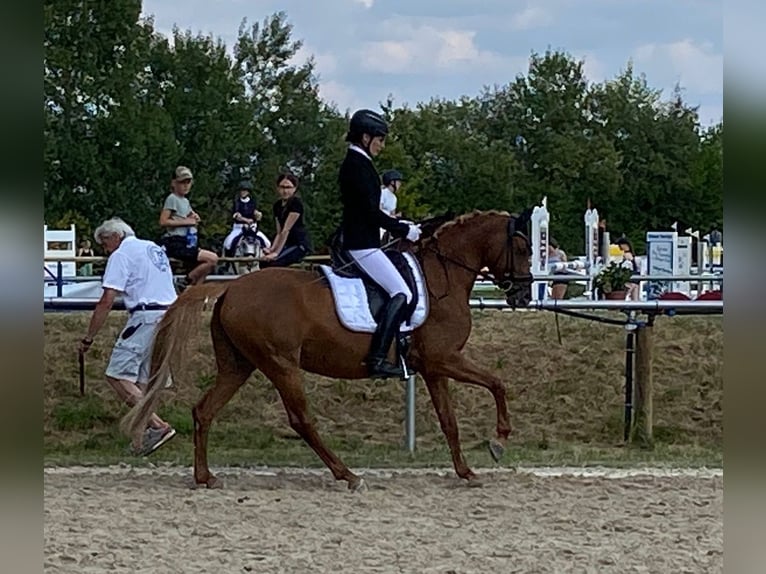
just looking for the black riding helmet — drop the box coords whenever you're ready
[346,109,389,143]
[381,169,403,186]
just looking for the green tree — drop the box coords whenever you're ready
[591,67,709,250]
[478,50,621,252]
[230,13,347,246]
[691,122,723,232]
[44,0,150,237]
[44,9,721,259]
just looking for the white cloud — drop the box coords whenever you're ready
[352,0,374,7]
[365,41,414,73]
[633,39,722,95]
[510,6,553,30]
[576,51,606,84]
[317,80,358,112]
[360,25,503,74]
[292,43,338,77]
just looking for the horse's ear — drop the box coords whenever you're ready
[514,207,533,231]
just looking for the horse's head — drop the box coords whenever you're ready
[423,210,533,309]
[484,210,533,309]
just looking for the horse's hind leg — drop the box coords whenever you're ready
[192,363,251,488]
[266,363,364,491]
[421,373,476,480]
[193,314,253,488]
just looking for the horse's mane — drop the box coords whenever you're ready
[427,209,511,243]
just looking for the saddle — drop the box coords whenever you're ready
[322,229,429,378]
[327,228,420,325]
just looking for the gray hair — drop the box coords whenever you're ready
[93,217,135,244]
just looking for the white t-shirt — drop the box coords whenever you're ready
[102,236,178,309]
[380,186,397,217]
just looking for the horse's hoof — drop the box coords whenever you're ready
[349,477,367,493]
[205,476,223,490]
[488,438,506,462]
[454,471,482,486]
[465,474,484,487]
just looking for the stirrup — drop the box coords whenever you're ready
[399,356,413,380]
[397,334,413,380]
[367,358,404,380]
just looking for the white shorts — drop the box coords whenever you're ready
[348,248,412,303]
[105,310,166,385]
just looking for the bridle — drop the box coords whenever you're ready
[423,214,533,299]
[494,215,534,293]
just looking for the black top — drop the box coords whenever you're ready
[339,148,409,249]
[273,195,311,251]
[232,196,258,220]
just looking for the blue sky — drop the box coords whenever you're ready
[141,0,722,126]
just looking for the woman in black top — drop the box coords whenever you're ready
[261,173,311,267]
[339,109,422,379]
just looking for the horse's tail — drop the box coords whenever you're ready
[120,282,230,442]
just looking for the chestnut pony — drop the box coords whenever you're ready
[123,210,533,490]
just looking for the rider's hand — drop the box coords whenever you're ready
[405,224,421,242]
[190,212,201,222]
[254,211,263,222]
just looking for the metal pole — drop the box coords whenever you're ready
[405,375,416,452]
[623,330,635,442]
[56,261,63,298]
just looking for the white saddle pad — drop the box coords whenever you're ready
[319,252,429,333]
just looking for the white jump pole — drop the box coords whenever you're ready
[530,197,550,301]
[584,205,600,298]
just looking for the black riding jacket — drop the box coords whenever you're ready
[232,196,258,221]
[339,147,409,250]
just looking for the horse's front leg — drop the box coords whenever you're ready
[420,373,476,481]
[431,354,512,463]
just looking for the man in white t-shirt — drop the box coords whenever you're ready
[379,169,403,240]
[78,217,179,456]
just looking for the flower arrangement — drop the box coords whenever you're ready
[594,261,634,296]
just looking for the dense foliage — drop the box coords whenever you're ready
[44,2,722,254]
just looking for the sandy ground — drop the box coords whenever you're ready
[44,466,722,574]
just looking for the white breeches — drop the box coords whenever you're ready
[223,224,271,250]
[348,248,412,303]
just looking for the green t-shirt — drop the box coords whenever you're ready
[162,193,194,237]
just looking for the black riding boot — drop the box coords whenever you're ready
[366,293,408,380]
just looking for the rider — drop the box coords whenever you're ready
[222,180,263,257]
[339,109,421,379]
[379,169,403,241]
[379,169,403,218]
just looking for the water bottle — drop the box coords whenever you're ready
[185,226,198,249]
